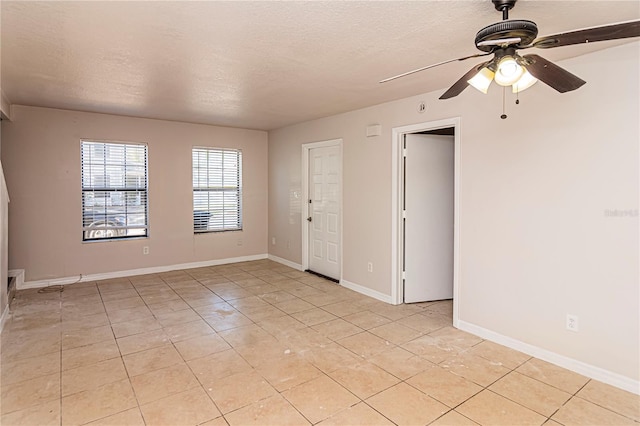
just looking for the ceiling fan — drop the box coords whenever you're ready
[380,0,640,101]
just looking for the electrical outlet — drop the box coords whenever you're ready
[566,314,579,332]
[287,240,291,249]
[237,239,243,246]
[143,246,149,255]
[367,262,373,273]
[271,237,276,246]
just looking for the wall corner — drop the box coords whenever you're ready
[1,91,12,121]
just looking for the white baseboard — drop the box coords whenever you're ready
[457,320,640,395]
[19,254,269,290]
[0,305,9,334]
[267,254,303,271]
[340,279,393,304]
[266,257,393,305]
[8,269,25,289]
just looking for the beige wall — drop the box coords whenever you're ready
[1,93,10,121]
[2,106,268,281]
[268,42,639,382]
[0,7,9,320]
[0,137,7,319]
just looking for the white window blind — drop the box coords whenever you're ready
[81,141,148,241]
[192,147,242,232]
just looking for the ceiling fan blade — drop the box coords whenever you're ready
[379,52,492,83]
[521,54,586,93]
[439,61,491,99]
[532,20,640,49]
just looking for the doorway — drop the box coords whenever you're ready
[404,131,454,302]
[302,139,342,282]
[391,119,460,326]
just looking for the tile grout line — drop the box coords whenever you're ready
[122,275,149,426]
[58,291,63,426]
[8,261,637,426]
[90,277,146,426]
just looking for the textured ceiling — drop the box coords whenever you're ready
[2,1,639,130]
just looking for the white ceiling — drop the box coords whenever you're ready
[2,1,638,130]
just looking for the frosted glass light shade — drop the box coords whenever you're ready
[494,57,524,86]
[468,67,495,94]
[512,69,538,93]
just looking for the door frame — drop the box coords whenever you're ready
[301,139,343,281]
[391,118,461,327]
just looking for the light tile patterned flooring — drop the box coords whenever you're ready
[1,260,638,425]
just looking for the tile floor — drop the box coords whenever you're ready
[1,259,638,425]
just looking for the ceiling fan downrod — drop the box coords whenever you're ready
[492,0,517,20]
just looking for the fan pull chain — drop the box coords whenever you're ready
[501,87,508,119]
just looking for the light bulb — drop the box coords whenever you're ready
[467,67,495,94]
[494,56,524,86]
[512,69,538,93]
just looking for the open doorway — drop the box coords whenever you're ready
[391,118,460,327]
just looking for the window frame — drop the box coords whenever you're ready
[81,140,149,242]
[192,146,243,233]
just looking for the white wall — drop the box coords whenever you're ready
[1,106,268,282]
[268,42,639,385]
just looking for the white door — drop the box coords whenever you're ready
[308,145,341,280]
[404,133,454,302]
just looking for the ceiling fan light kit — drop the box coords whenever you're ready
[467,67,495,94]
[467,46,539,95]
[380,0,640,116]
[494,56,524,86]
[511,69,538,93]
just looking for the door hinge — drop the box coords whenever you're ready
[402,147,407,157]
[402,271,406,280]
[402,210,407,219]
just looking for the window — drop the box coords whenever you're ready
[192,147,242,232]
[81,141,148,241]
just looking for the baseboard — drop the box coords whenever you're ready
[340,279,393,304]
[265,258,393,305]
[267,254,303,271]
[457,320,640,395]
[0,304,9,334]
[8,269,25,289]
[266,258,395,305]
[19,254,269,290]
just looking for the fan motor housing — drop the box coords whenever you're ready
[475,19,539,51]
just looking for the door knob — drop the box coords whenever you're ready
[307,217,312,222]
